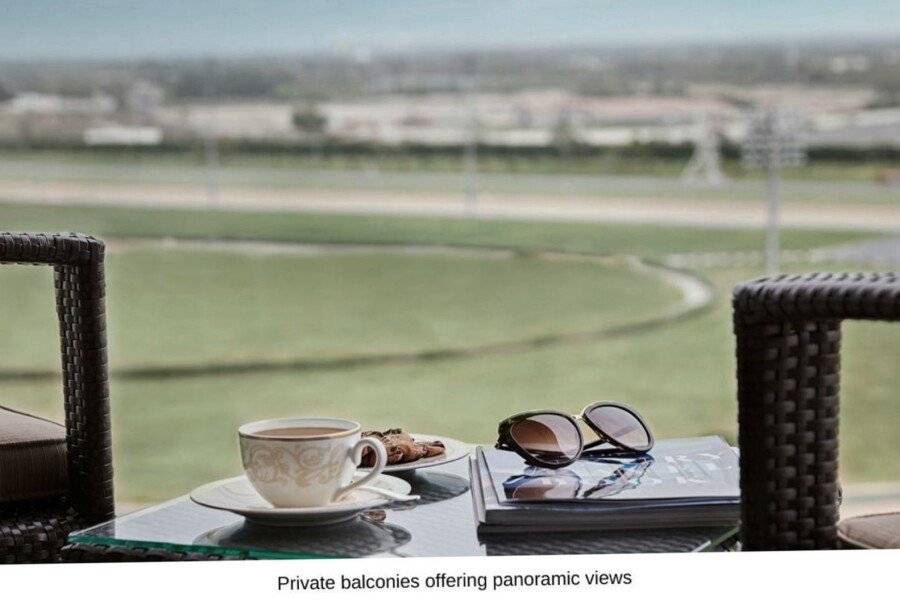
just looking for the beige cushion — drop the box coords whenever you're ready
[838,512,900,549]
[0,405,67,502]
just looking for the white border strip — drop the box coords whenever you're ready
[4,550,899,599]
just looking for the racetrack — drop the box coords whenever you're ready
[2,178,900,232]
[1,154,898,232]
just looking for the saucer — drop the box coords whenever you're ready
[189,473,411,526]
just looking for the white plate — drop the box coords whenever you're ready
[364,433,470,474]
[189,473,411,526]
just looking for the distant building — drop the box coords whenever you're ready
[8,92,117,115]
[319,90,739,146]
[126,80,165,116]
[142,86,899,149]
[157,102,295,140]
[83,125,162,146]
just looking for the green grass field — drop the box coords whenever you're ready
[0,203,896,502]
[0,248,680,372]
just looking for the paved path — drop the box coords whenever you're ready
[665,236,900,269]
[814,236,900,265]
[2,179,899,232]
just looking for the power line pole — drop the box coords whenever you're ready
[200,59,220,209]
[741,107,806,275]
[464,97,478,216]
[462,55,479,217]
[202,132,220,209]
[764,149,782,275]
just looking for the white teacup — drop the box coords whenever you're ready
[238,417,387,508]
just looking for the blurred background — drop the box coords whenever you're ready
[0,1,898,511]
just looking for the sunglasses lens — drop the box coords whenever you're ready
[585,405,651,451]
[509,414,580,465]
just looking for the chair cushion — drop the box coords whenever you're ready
[0,405,67,502]
[838,512,900,549]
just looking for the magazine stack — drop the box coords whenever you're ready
[471,436,741,532]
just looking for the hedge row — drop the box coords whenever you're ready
[1,139,898,163]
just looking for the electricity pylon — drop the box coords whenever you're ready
[682,113,727,187]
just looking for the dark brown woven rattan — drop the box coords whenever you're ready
[733,272,900,550]
[0,233,114,563]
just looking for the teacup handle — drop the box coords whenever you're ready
[334,437,387,501]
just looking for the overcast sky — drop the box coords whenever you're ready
[1,1,899,61]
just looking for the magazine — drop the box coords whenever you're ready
[472,436,740,532]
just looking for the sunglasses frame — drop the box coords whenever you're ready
[496,402,654,468]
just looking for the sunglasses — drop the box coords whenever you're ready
[496,402,654,468]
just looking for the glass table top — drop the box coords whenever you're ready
[69,455,738,559]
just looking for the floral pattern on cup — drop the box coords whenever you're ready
[241,442,345,487]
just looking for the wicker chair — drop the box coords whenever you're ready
[0,233,113,563]
[733,272,900,550]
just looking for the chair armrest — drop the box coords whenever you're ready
[0,232,113,523]
[733,272,899,551]
[734,272,900,323]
